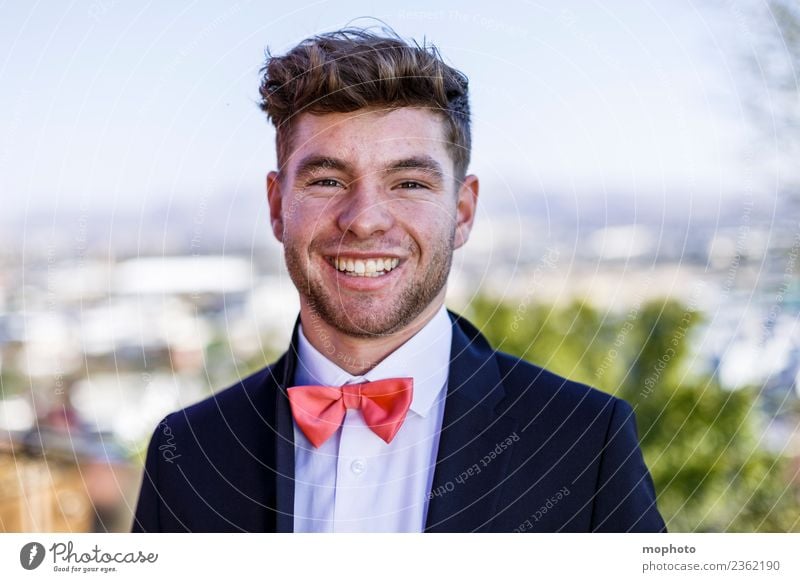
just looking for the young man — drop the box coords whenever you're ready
[132,28,666,533]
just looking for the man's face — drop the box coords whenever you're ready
[267,107,478,338]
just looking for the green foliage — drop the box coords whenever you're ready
[465,295,800,532]
[0,360,27,399]
[202,333,281,391]
[466,296,619,393]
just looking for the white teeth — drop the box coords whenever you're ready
[332,256,401,277]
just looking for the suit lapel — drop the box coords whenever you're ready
[273,321,300,532]
[425,312,519,532]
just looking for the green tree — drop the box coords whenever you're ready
[465,295,799,531]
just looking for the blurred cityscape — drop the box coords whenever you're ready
[1,186,799,531]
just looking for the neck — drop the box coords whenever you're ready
[298,293,446,376]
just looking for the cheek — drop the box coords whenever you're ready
[283,202,326,241]
[395,199,452,228]
[406,205,456,236]
[307,194,342,217]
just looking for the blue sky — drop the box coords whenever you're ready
[0,0,778,221]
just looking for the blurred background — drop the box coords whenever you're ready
[1,0,799,532]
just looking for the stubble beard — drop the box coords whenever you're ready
[284,234,454,338]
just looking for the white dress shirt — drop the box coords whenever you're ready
[292,305,452,532]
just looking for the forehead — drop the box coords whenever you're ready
[285,107,452,171]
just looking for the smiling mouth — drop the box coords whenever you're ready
[325,256,401,277]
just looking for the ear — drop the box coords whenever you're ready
[266,171,284,243]
[453,174,479,249]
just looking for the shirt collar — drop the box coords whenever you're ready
[294,305,452,418]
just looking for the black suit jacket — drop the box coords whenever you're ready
[131,311,666,532]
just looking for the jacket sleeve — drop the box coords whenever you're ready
[591,398,667,532]
[130,417,166,532]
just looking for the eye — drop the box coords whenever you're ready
[310,178,344,188]
[396,181,427,189]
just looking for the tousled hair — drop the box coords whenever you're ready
[258,28,471,181]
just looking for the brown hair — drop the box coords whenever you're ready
[258,28,471,181]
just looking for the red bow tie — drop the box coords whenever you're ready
[287,378,413,448]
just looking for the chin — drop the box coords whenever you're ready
[328,308,407,338]
[309,292,419,338]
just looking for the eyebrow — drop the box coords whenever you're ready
[292,154,446,182]
[294,156,353,180]
[383,156,445,180]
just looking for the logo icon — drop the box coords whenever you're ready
[20,542,46,570]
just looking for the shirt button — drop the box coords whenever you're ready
[351,458,366,475]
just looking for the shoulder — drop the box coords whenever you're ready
[490,349,642,490]
[496,350,620,408]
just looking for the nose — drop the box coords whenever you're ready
[335,182,395,238]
